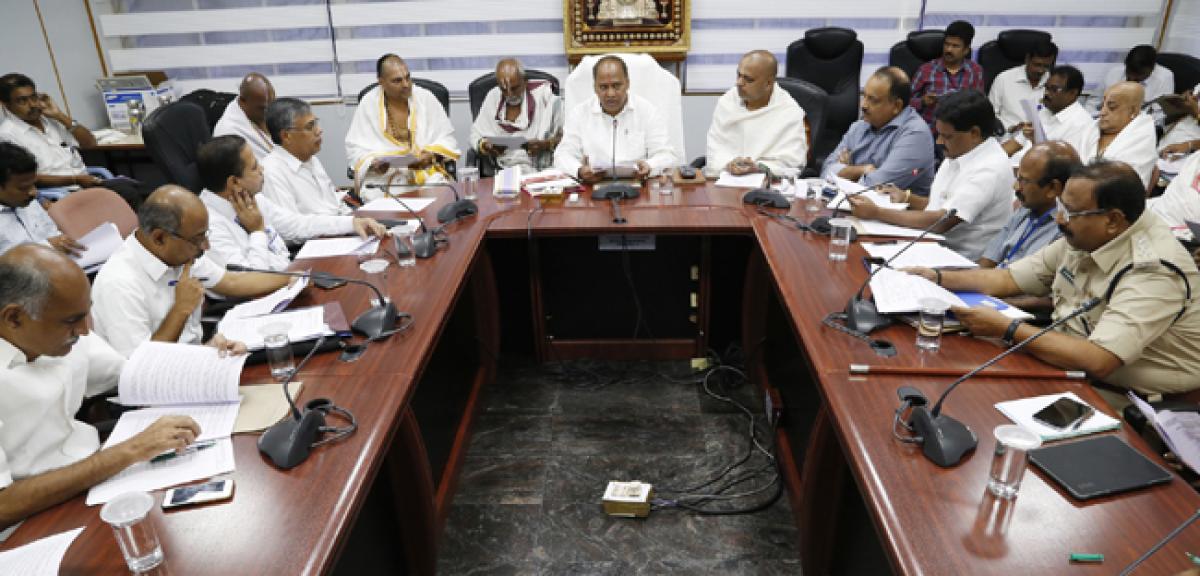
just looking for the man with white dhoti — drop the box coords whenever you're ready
[706,50,807,176]
[212,73,276,160]
[470,58,562,171]
[1073,82,1158,191]
[346,54,460,187]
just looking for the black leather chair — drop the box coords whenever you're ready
[179,89,236,132]
[977,29,1053,94]
[357,78,450,115]
[889,30,945,80]
[785,27,863,173]
[1157,52,1200,95]
[466,69,561,176]
[776,77,829,177]
[142,100,211,194]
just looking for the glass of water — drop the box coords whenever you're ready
[987,424,1043,499]
[262,326,294,381]
[805,180,823,212]
[458,166,480,200]
[827,217,853,261]
[100,492,164,573]
[916,298,949,351]
[394,232,417,267]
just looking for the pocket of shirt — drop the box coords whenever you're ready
[623,130,647,159]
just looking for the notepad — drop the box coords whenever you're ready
[70,222,122,273]
[852,218,946,240]
[714,171,766,188]
[826,176,909,211]
[216,305,334,351]
[861,242,977,269]
[223,275,309,320]
[0,527,84,574]
[995,392,1120,442]
[294,236,379,260]
[357,196,436,213]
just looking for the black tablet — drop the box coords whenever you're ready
[1030,435,1174,500]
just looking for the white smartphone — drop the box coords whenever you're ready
[162,479,234,509]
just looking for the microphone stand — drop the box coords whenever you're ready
[901,297,1102,467]
[592,116,639,202]
[1119,507,1200,575]
[258,334,327,469]
[741,163,789,208]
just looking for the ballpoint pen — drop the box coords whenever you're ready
[150,439,217,464]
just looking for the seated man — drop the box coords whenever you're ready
[1157,87,1200,157]
[346,54,460,186]
[1100,45,1174,105]
[910,20,985,133]
[0,142,81,256]
[822,66,935,196]
[554,55,677,183]
[1148,144,1200,229]
[259,98,388,243]
[470,58,562,171]
[706,50,807,176]
[849,90,1014,260]
[979,141,1080,268]
[1037,65,1094,145]
[1073,82,1157,190]
[0,74,145,207]
[197,135,289,271]
[991,39,1056,156]
[908,161,1200,402]
[0,244,201,532]
[212,73,276,161]
[92,185,289,357]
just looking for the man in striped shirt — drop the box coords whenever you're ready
[910,20,985,133]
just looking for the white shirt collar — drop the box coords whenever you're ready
[0,336,27,368]
[200,189,236,220]
[273,146,308,174]
[127,233,171,282]
[948,136,999,168]
[589,94,637,117]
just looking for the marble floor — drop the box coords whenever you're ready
[438,359,803,575]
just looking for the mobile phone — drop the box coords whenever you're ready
[162,479,234,509]
[1032,397,1095,430]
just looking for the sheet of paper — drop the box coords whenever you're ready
[1128,392,1200,474]
[1020,99,1047,143]
[86,438,235,506]
[868,266,966,314]
[852,218,946,240]
[861,242,978,269]
[107,403,240,445]
[234,382,302,433]
[594,161,640,179]
[118,342,245,406]
[223,275,309,320]
[495,166,523,194]
[489,135,528,148]
[294,236,379,260]
[70,222,122,272]
[826,177,909,211]
[714,171,766,188]
[372,154,417,168]
[216,306,332,351]
[0,526,84,575]
[995,392,1120,441]
[357,196,437,213]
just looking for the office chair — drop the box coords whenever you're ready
[357,78,450,115]
[776,77,829,177]
[785,27,863,174]
[1157,52,1200,95]
[977,29,1053,94]
[889,30,946,80]
[180,88,237,132]
[465,69,562,177]
[142,100,211,193]
[46,186,138,240]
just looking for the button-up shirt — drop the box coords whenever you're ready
[910,58,986,130]
[199,189,290,271]
[1101,64,1175,104]
[0,116,85,176]
[259,147,355,242]
[0,202,60,255]
[1009,211,1200,395]
[927,138,1015,260]
[1039,101,1094,144]
[989,66,1047,131]
[91,234,226,357]
[980,206,1061,267]
[821,106,936,196]
[554,92,677,177]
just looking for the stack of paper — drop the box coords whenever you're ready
[357,196,436,213]
[489,135,528,148]
[995,392,1120,441]
[861,242,977,269]
[714,171,766,188]
[216,305,334,350]
[852,218,946,240]
[0,527,84,573]
[70,222,123,273]
[826,176,909,211]
[521,169,579,194]
[495,166,523,195]
[223,276,309,320]
[1129,392,1200,475]
[868,266,967,314]
[294,236,379,260]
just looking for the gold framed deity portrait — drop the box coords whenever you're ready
[563,0,690,63]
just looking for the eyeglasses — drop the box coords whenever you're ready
[1056,197,1108,223]
[1043,84,1066,94]
[286,119,320,133]
[166,228,209,248]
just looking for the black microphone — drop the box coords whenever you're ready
[382,193,442,259]
[428,181,478,224]
[225,264,406,341]
[258,334,327,469]
[1119,508,1200,575]
[842,208,958,333]
[812,166,930,234]
[900,297,1103,467]
[742,163,789,209]
[592,116,639,201]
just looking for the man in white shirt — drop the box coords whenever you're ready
[1100,45,1175,105]
[212,73,276,161]
[260,98,387,243]
[1073,82,1158,190]
[0,244,201,531]
[1148,148,1200,230]
[554,55,677,183]
[197,135,289,271]
[0,142,81,256]
[92,185,288,357]
[706,50,807,176]
[992,39,1055,156]
[1038,65,1094,145]
[850,90,1014,260]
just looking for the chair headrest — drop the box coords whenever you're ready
[804,27,859,60]
[907,30,946,61]
[997,29,1052,62]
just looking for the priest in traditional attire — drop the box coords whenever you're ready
[706,50,807,176]
[469,58,562,171]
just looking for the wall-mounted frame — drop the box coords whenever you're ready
[564,0,690,64]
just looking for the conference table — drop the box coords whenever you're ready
[4,177,1200,575]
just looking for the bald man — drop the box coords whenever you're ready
[213,73,276,160]
[1072,82,1157,190]
[0,244,201,533]
[706,50,808,176]
[470,58,563,171]
[91,185,289,357]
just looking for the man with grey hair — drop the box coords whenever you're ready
[470,58,563,171]
[91,185,288,357]
[258,98,388,243]
[213,72,277,160]
[0,244,202,533]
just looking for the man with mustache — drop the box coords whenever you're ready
[706,50,808,176]
[471,58,562,171]
[0,244,201,534]
[909,20,985,134]
[0,142,83,256]
[907,161,1200,405]
[978,141,1079,269]
[993,39,1056,157]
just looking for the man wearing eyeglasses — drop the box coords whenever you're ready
[91,185,290,357]
[907,161,1200,404]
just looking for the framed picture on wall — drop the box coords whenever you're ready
[563,0,690,64]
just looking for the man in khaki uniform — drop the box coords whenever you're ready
[907,160,1200,402]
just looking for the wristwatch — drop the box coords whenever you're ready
[1002,319,1023,347]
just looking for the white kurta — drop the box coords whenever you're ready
[705,83,808,175]
[346,85,460,185]
[1073,114,1158,189]
[1149,150,1200,229]
[469,82,562,170]
[553,92,677,177]
[200,189,290,271]
[1040,101,1095,144]
[212,100,274,160]
[926,138,1016,261]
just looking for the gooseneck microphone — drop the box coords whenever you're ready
[741,163,789,209]
[842,208,957,333]
[592,116,639,202]
[428,182,477,224]
[384,193,443,259]
[1119,508,1200,575]
[225,264,408,341]
[258,334,327,469]
[899,297,1102,467]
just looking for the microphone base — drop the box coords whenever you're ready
[258,409,326,469]
[436,199,478,224]
[742,188,790,209]
[592,183,640,200]
[352,301,401,340]
[845,297,891,333]
[910,407,977,467]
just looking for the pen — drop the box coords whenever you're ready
[150,439,216,464]
[168,277,208,286]
[1069,553,1103,563]
[1186,551,1200,566]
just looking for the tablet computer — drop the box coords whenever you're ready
[1029,435,1173,500]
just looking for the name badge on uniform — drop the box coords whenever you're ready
[1058,266,1076,286]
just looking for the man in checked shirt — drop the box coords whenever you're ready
[910,20,985,134]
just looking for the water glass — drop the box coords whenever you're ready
[827,218,853,261]
[805,180,823,213]
[916,298,949,351]
[359,257,390,304]
[394,233,417,267]
[100,492,164,573]
[262,328,294,381]
[657,173,674,195]
[458,166,480,200]
[987,424,1043,499]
